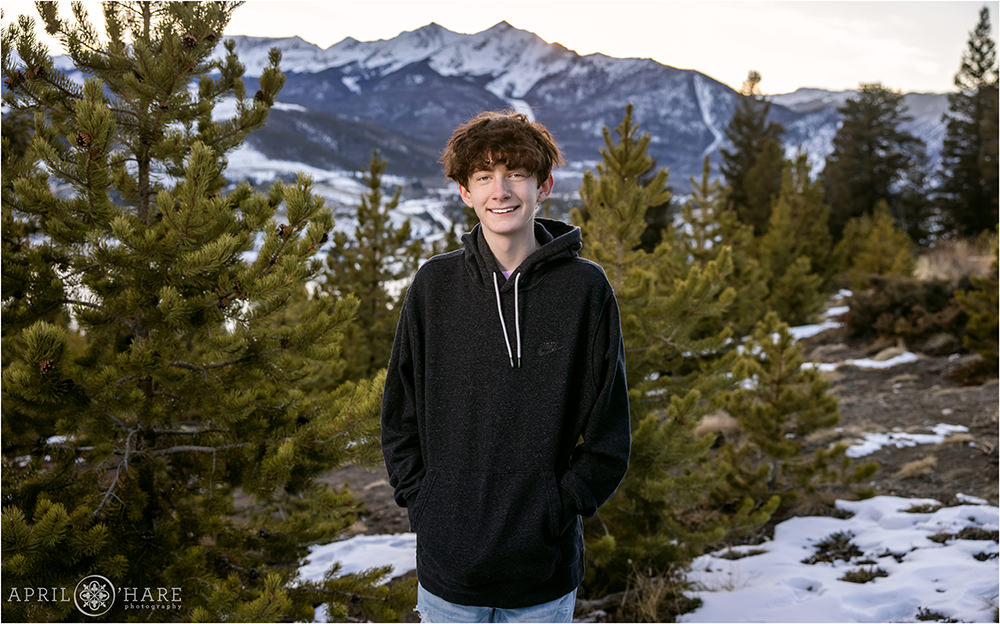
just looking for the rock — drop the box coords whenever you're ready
[918,332,961,356]
[872,345,908,361]
[806,343,855,362]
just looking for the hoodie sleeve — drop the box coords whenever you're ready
[381,297,424,512]
[557,292,631,526]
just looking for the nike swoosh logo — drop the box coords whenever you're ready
[537,342,565,357]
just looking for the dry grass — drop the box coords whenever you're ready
[695,411,740,439]
[916,606,959,622]
[803,427,847,446]
[625,572,672,622]
[621,569,701,623]
[840,566,889,583]
[837,422,889,436]
[716,547,768,560]
[940,433,975,446]
[802,531,863,564]
[904,502,944,514]
[790,492,843,519]
[804,422,884,448]
[894,455,938,480]
[955,527,1000,541]
[914,236,996,283]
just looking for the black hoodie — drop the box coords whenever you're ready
[381,218,630,609]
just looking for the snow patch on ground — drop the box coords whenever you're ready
[803,351,921,372]
[679,496,999,623]
[788,316,844,342]
[844,424,971,458]
[787,299,848,341]
[301,534,417,623]
[298,533,416,585]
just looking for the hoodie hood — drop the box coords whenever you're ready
[461,218,583,291]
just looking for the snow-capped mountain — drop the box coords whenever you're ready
[771,89,951,171]
[215,22,950,191]
[227,22,578,102]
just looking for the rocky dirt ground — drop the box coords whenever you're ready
[799,331,998,506]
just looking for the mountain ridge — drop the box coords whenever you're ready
[210,22,949,188]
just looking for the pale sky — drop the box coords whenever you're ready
[3,0,998,94]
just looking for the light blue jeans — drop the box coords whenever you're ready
[416,583,577,623]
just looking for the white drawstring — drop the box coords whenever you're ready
[493,272,515,368]
[513,273,521,368]
[492,272,522,368]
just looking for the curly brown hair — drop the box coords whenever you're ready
[441,110,565,187]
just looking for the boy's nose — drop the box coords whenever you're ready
[490,177,511,199]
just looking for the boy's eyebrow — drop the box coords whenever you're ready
[470,165,529,174]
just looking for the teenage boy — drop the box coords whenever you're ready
[381,111,631,623]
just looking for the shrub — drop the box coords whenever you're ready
[801,531,863,564]
[839,566,889,583]
[832,201,915,288]
[843,275,969,354]
[954,253,999,374]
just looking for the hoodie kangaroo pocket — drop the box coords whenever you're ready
[416,470,562,587]
[407,471,439,532]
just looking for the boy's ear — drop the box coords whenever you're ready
[458,183,474,208]
[537,174,554,201]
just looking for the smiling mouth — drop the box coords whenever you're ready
[488,206,519,214]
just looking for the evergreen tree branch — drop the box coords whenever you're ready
[47,443,97,452]
[150,426,229,436]
[62,298,104,311]
[151,444,247,455]
[152,390,186,401]
[575,590,629,614]
[106,414,129,432]
[167,349,284,374]
[202,119,257,151]
[167,360,210,383]
[319,588,393,604]
[33,71,83,104]
[94,428,137,516]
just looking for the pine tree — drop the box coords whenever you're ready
[679,156,768,339]
[757,154,832,324]
[430,221,462,255]
[573,106,773,619]
[322,150,421,382]
[1,104,69,348]
[821,83,928,238]
[719,312,878,518]
[832,200,916,289]
[429,201,475,256]
[1,4,408,621]
[572,104,674,378]
[720,70,786,235]
[955,251,999,373]
[938,6,1000,236]
[895,147,937,245]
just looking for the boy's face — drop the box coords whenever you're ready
[459,164,553,241]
